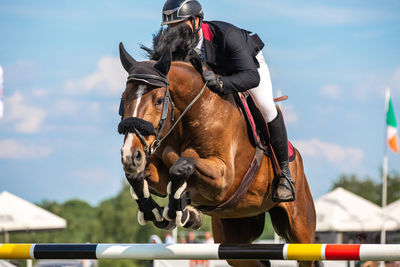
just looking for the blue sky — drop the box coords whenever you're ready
[1,0,399,205]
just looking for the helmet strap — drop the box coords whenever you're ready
[190,17,203,34]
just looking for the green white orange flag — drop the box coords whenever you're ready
[386,90,398,153]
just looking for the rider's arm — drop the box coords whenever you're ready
[218,28,260,95]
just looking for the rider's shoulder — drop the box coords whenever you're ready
[204,20,239,31]
[203,20,247,39]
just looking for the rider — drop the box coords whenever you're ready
[160,0,295,202]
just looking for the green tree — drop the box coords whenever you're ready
[332,171,400,205]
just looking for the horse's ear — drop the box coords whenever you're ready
[119,42,137,72]
[154,47,171,76]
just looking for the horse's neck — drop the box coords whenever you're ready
[169,62,241,118]
[169,62,206,107]
[168,63,242,137]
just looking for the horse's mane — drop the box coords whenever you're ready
[141,24,199,62]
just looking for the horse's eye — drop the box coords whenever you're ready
[156,98,164,106]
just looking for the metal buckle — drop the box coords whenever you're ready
[149,140,161,155]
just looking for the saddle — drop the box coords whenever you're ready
[233,91,296,162]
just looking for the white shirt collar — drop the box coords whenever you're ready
[195,28,204,50]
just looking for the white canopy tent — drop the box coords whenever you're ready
[384,198,400,231]
[0,260,17,267]
[315,187,398,233]
[0,191,67,237]
[0,191,67,267]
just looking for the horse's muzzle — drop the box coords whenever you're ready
[121,132,147,174]
[122,147,146,174]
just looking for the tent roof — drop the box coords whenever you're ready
[0,191,67,233]
[384,198,400,230]
[315,187,397,232]
[0,260,17,267]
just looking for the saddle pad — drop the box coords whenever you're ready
[235,92,296,162]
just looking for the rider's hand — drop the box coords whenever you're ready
[202,70,224,95]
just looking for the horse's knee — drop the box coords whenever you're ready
[169,157,196,183]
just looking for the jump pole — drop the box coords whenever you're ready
[1,244,400,261]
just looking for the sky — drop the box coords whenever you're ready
[0,0,400,206]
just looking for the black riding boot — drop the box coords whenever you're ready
[268,108,295,202]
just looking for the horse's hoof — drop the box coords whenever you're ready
[153,219,177,230]
[182,206,203,230]
[176,209,189,227]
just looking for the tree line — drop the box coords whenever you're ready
[332,170,400,205]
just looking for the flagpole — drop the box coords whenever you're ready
[381,88,390,245]
[379,89,390,267]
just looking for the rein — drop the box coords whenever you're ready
[151,81,208,155]
[120,73,207,157]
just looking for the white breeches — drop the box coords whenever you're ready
[250,51,277,123]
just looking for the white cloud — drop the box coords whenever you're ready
[4,91,46,133]
[281,104,298,124]
[293,138,364,171]
[244,1,387,25]
[72,168,110,183]
[0,139,52,159]
[52,99,100,118]
[392,67,400,92]
[64,56,125,95]
[31,89,48,97]
[277,6,356,25]
[353,66,400,100]
[269,45,332,62]
[5,60,42,84]
[320,84,342,99]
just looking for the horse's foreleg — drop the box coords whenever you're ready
[162,157,203,229]
[161,148,228,229]
[126,172,176,230]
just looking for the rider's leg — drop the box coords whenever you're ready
[250,51,295,202]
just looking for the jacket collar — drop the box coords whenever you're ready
[201,23,216,64]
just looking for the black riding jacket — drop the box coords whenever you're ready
[201,20,265,95]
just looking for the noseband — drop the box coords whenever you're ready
[118,72,207,157]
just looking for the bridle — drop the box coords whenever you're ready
[118,72,207,158]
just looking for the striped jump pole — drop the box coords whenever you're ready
[1,244,400,261]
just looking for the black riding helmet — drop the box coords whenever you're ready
[161,0,203,32]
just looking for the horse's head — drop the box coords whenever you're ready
[118,43,172,175]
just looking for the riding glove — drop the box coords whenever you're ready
[202,70,224,95]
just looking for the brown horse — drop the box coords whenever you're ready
[118,43,316,267]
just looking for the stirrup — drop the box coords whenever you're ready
[271,173,295,203]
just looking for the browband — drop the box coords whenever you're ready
[127,74,169,86]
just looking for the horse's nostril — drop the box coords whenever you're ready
[132,149,143,166]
